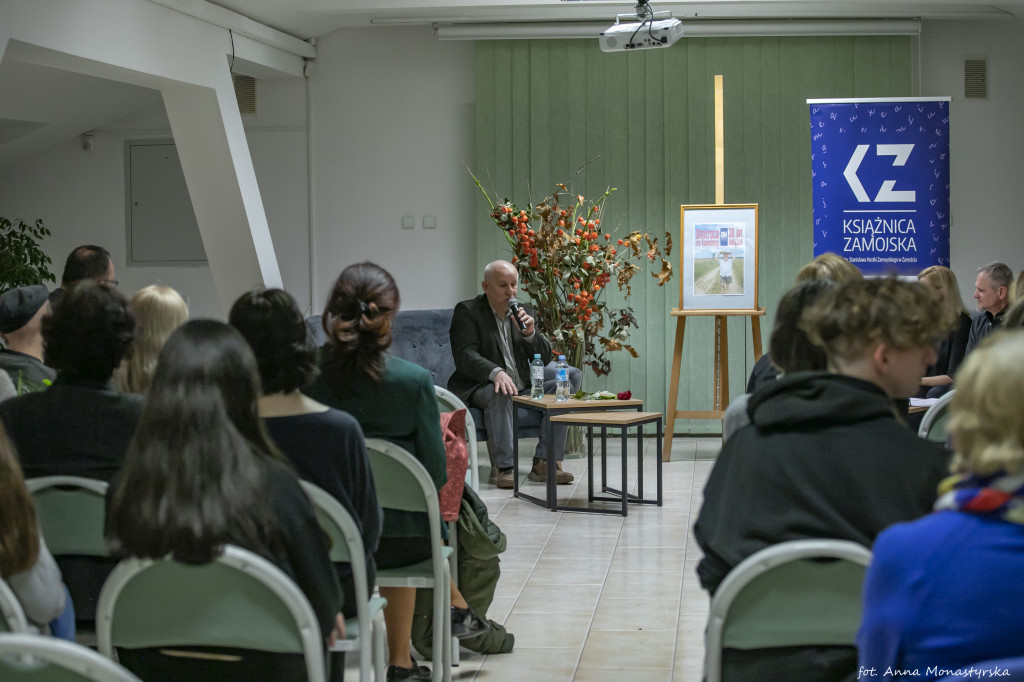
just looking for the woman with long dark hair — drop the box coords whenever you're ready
[107,320,344,681]
[305,262,487,682]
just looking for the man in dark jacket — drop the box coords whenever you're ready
[448,260,580,489]
[0,282,140,623]
[694,277,952,681]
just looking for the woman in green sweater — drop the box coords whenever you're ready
[305,262,486,682]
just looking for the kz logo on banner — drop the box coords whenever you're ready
[808,98,950,276]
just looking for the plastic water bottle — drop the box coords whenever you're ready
[555,355,570,401]
[530,354,544,399]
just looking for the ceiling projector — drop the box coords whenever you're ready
[600,17,683,51]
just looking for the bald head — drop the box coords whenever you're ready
[482,260,519,314]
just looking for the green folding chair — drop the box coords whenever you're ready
[96,545,329,682]
[301,480,388,681]
[364,438,453,682]
[0,632,142,681]
[918,389,956,443]
[24,477,109,558]
[0,578,29,634]
[704,539,872,682]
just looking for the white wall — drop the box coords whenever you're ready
[308,26,478,312]
[0,77,310,319]
[3,21,1021,319]
[920,18,1024,297]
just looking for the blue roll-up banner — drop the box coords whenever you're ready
[808,97,951,276]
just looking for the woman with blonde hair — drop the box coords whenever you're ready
[793,251,863,285]
[859,330,1024,676]
[113,285,188,393]
[916,265,971,398]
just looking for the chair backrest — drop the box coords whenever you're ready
[25,477,109,557]
[96,545,326,682]
[434,385,479,490]
[364,439,441,518]
[0,578,29,634]
[704,539,872,682]
[0,632,143,682]
[918,389,956,443]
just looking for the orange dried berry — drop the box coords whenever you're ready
[594,219,601,225]
[617,239,624,246]
[594,284,602,291]
[605,233,611,240]
[574,282,581,289]
[557,220,565,227]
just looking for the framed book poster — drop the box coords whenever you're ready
[679,204,759,311]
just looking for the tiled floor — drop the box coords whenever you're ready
[351,435,720,681]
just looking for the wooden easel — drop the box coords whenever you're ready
[662,75,766,461]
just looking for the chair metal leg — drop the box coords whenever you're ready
[373,610,386,681]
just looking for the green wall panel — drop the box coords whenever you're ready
[474,36,912,433]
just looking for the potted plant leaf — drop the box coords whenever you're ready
[0,217,55,294]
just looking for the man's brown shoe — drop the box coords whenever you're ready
[527,459,574,484]
[495,467,515,489]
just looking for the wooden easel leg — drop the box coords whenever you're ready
[718,316,729,409]
[751,315,763,361]
[663,316,686,462]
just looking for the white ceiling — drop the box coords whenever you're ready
[205,0,1024,39]
[1,0,1022,175]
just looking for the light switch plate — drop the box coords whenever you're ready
[401,215,415,229]
[423,215,437,229]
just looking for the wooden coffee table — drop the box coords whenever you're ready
[511,395,644,512]
[550,411,664,516]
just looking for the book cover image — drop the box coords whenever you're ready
[692,223,745,296]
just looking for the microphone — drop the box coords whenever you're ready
[507,298,528,332]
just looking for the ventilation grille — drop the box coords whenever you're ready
[964,57,988,100]
[232,74,257,114]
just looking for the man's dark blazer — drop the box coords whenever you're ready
[447,294,553,404]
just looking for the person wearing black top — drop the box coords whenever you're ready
[697,278,952,682]
[0,283,140,622]
[917,265,972,399]
[106,320,344,682]
[229,287,382,621]
[966,261,1013,356]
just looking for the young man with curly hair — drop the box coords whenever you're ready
[695,277,953,681]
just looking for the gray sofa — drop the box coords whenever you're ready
[306,309,544,441]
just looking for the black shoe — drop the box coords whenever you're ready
[386,662,431,681]
[451,605,490,639]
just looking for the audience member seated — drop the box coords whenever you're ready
[0,282,140,482]
[0,282,140,622]
[448,259,581,488]
[695,277,952,682]
[746,252,862,393]
[723,280,833,441]
[1013,270,1024,304]
[230,286,382,623]
[915,265,971,399]
[0,285,55,394]
[858,330,1024,680]
[106,320,344,682]
[965,261,1013,355]
[0,422,73,640]
[113,285,188,394]
[48,244,118,307]
[305,262,488,682]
